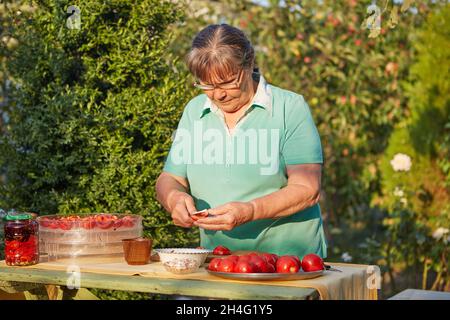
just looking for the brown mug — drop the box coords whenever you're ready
[122,237,152,265]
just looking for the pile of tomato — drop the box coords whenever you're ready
[209,246,324,273]
[38,214,137,231]
[5,235,39,266]
[4,215,39,267]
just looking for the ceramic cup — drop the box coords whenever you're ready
[122,237,152,265]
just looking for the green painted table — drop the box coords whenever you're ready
[0,263,319,300]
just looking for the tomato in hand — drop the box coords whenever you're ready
[190,209,209,221]
[213,245,231,255]
[301,253,325,272]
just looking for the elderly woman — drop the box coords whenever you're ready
[156,24,327,258]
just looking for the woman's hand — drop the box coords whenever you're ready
[193,201,255,231]
[167,190,196,228]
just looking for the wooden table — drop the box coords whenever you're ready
[0,262,319,300]
[389,289,450,300]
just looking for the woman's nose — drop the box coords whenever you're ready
[213,88,227,100]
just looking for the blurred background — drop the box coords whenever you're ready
[0,0,449,299]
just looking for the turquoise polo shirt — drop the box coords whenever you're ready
[163,75,327,259]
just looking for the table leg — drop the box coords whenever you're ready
[0,281,98,300]
[61,287,99,300]
[23,286,50,300]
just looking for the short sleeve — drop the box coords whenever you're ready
[281,95,323,165]
[162,107,192,178]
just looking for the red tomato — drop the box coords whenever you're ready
[58,219,72,230]
[249,255,269,273]
[81,217,96,229]
[48,220,59,229]
[233,260,256,273]
[260,253,277,266]
[290,255,301,266]
[190,210,209,221]
[217,257,236,272]
[266,263,276,273]
[208,258,222,271]
[121,215,135,228]
[228,255,239,264]
[95,214,114,229]
[237,254,251,262]
[301,253,324,272]
[213,245,231,256]
[113,219,123,229]
[39,217,51,228]
[276,256,300,273]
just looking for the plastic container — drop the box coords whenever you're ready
[4,212,39,266]
[36,213,142,262]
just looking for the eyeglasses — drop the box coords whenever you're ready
[194,70,243,91]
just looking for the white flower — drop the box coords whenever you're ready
[432,227,449,240]
[400,198,408,206]
[393,187,404,197]
[341,252,353,262]
[390,153,412,172]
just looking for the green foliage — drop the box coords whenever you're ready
[0,0,199,298]
[1,0,449,299]
[376,4,450,292]
[378,125,448,215]
[172,0,429,226]
[170,0,449,296]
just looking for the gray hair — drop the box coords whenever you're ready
[186,24,256,82]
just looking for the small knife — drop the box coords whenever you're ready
[324,264,343,272]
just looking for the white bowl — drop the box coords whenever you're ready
[155,248,212,274]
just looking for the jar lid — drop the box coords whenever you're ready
[5,212,33,221]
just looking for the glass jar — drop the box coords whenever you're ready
[4,212,39,266]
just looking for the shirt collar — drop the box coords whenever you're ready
[200,74,273,119]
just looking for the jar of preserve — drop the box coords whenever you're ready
[4,212,39,266]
